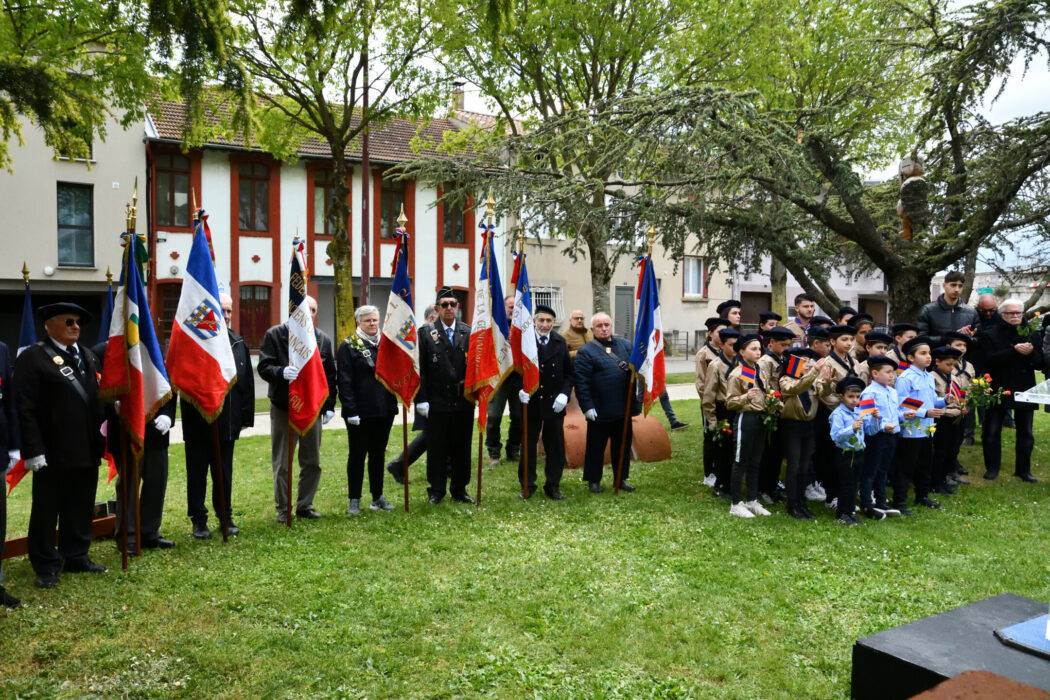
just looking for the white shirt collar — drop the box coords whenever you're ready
[49,337,79,354]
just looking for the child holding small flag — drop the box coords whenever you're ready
[814,325,857,511]
[892,336,946,515]
[854,331,894,385]
[778,348,831,520]
[929,345,966,497]
[945,330,977,450]
[757,327,796,503]
[829,377,869,525]
[702,328,740,499]
[696,317,729,487]
[859,356,901,519]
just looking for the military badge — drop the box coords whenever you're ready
[183,299,223,340]
[52,355,64,365]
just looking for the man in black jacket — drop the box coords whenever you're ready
[182,293,255,539]
[575,312,642,493]
[15,303,106,589]
[416,287,475,504]
[516,304,574,500]
[978,299,1044,482]
[917,271,978,346]
[0,339,21,606]
[257,296,337,521]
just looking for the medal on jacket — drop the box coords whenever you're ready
[430,328,440,343]
[53,355,64,365]
[362,349,371,358]
[605,347,612,355]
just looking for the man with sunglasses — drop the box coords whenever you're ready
[15,303,106,590]
[416,287,475,504]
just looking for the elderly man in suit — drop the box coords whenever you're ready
[15,302,106,589]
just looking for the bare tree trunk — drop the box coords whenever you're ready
[770,257,787,317]
[961,239,980,303]
[326,154,357,343]
[886,266,932,323]
[587,239,613,313]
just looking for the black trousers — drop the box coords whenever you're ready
[583,418,632,485]
[485,382,522,459]
[115,437,168,546]
[426,410,474,498]
[760,418,783,494]
[347,415,394,500]
[814,404,837,499]
[731,412,765,503]
[1,469,6,584]
[835,447,862,517]
[893,436,932,506]
[861,432,896,508]
[780,419,815,504]
[714,402,733,489]
[519,408,565,491]
[28,466,98,575]
[982,400,1035,476]
[932,416,964,486]
[184,429,235,528]
[702,413,715,477]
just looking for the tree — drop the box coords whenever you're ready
[0,0,244,170]
[226,0,443,342]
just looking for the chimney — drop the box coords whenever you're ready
[452,81,465,110]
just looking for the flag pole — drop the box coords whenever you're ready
[124,188,143,556]
[476,190,497,506]
[286,426,294,527]
[402,404,410,512]
[119,430,130,570]
[517,225,529,501]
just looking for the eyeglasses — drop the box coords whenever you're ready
[1001,311,1023,316]
[439,301,458,308]
[64,318,80,327]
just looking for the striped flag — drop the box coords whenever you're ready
[166,216,238,422]
[5,281,35,493]
[376,226,420,406]
[900,396,924,411]
[949,381,965,402]
[897,360,911,374]
[739,364,757,386]
[99,233,173,455]
[785,354,805,378]
[97,278,117,483]
[465,222,513,426]
[859,397,877,416]
[629,253,665,414]
[286,239,328,435]
[510,252,539,395]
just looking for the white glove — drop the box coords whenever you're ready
[282,365,300,381]
[26,455,47,472]
[585,408,598,421]
[518,389,530,405]
[153,415,172,435]
[8,449,20,470]
[323,410,335,424]
[346,415,361,426]
[416,402,430,417]
[552,394,568,414]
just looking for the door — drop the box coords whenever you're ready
[614,285,634,338]
[740,292,772,324]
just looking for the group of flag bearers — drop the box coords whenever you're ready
[698,306,982,524]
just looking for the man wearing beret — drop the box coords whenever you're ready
[15,303,106,589]
[516,304,574,499]
[416,287,476,504]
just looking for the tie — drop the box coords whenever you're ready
[539,336,548,346]
[446,327,455,344]
[68,345,86,375]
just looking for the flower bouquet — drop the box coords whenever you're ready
[706,419,733,444]
[760,390,782,433]
[1016,311,1043,339]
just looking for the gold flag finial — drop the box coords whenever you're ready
[647,224,656,255]
[126,176,139,232]
[517,220,525,253]
[397,202,408,229]
[105,266,113,285]
[192,187,198,223]
[21,262,29,284]
[485,188,496,226]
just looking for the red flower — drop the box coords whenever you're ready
[1004,390,1012,396]
[773,391,782,398]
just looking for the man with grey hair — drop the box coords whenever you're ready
[258,295,337,521]
[976,298,1043,482]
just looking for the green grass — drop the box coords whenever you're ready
[665,371,695,385]
[2,402,1049,698]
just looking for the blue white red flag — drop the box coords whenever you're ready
[629,254,666,414]
[286,239,328,435]
[99,233,173,455]
[98,279,114,346]
[465,222,513,426]
[376,227,420,406]
[5,281,35,492]
[166,216,237,422]
[510,252,539,395]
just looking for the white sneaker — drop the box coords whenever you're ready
[745,500,771,516]
[825,497,838,510]
[703,473,717,487]
[814,483,827,500]
[729,502,755,518]
[805,484,823,501]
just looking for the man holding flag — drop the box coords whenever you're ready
[15,303,106,589]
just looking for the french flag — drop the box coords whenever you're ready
[99,233,173,455]
[510,252,539,395]
[376,226,420,406]
[465,222,513,426]
[629,253,665,414]
[166,214,237,422]
[286,239,328,435]
[6,280,35,493]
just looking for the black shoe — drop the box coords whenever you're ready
[295,508,322,519]
[953,476,970,485]
[192,524,212,540]
[517,487,537,500]
[932,484,955,496]
[451,493,476,505]
[862,508,886,521]
[506,451,521,462]
[142,536,175,549]
[1015,473,1038,483]
[427,494,443,505]
[1,586,21,608]
[837,514,858,526]
[35,573,59,589]
[799,504,817,520]
[771,490,788,503]
[588,482,603,494]
[957,465,970,475]
[544,487,564,501]
[894,503,914,516]
[787,503,808,521]
[849,514,864,525]
[617,480,636,493]
[386,462,405,484]
[983,470,999,480]
[712,486,730,499]
[916,496,943,509]
[276,512,288,524]
[225,523,241,536]
[1004,421,1016,429]
[670,422,690,431]
[62,557,106,573]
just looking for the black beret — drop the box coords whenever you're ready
[705,316,729,331]
[828,324,856,338]
[716,299,741,315]
[759,311,782,323]
[944,331,971,344]
[762,326,796,341]
[866,355,898,370]
[810,315,834,327]
[785,347,819,359]
[718,328,741,342]
[863,331,894,346]
[836,376,866,393]
[848,313,874,327]
[435,286,457,303]
[36,302,92,323]
[534,304,556,317]
[901,335,932,357]
[932,345,962,359]
[807,327,830,340]
[737,333,762,348]
[891,322,920,336]
[838,306,858,318]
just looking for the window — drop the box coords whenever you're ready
[155,153,190,227]
[156,282,183,351]
[239,285,271,349]
[57,182,94,266]
[312,170,343,236]
[55,121,94,161]
[683,256,707,297]
[442,190,465,244]
[380,179,405,239]
[238,162,270,231]
[531,286,565,322]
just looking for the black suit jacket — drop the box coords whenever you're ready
[978,317,1045,393]
[0,341,19,455]
[416,320,473,413]
[181,328,256,442]
[92,341,176,453]
[337,334,397,419]
[574,337,642,420]
[530,331,575,420]
[257,324,337,413]
[15,339,104,468]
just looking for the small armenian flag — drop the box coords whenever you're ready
[897,360,911,374]
[859,397,877,416]
[785,354,805,379]
[900,396,924,411]
[740,364,756,385]
[949,381,965,402]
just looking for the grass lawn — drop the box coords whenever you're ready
[2,401,1049,698]
[664,371,695,385]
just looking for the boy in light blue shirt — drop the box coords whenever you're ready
[858,356,901,519]
[829,376,869,524]
[892,336,946,515]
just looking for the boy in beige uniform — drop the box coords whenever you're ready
[853,331,893,385]
[702,328,740,498]
[696,317,729,486]
[757,326,797,503]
